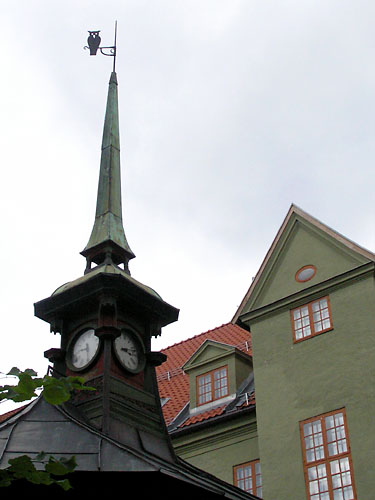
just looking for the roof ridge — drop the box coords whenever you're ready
[161,322,238,353]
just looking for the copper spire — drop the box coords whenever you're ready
[81,72,135,273]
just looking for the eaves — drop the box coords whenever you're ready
[169,404,256,438]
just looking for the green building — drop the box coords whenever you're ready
[158,204,374,500]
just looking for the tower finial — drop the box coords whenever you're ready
[82,26,135,274]
[85,21,117,72]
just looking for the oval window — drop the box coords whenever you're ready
[295,265,316,283]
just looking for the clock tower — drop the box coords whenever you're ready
[0,45,258,497]
[34,71,179,455]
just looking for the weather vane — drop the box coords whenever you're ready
[85,21,118,71]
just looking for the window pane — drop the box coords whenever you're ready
[317,464,326,478]
[308,467,318,480]
[330,458,354,500]
[302,410,355,500]
[306,449,315,462]
[304,419,325,463]
[335,413,344,426]
[325,413,347,457]
[309,480,319,494]
[313,420,322,433]
[333,490,344,500]
[325,415,334,429]
[326,428,336,442]
[343,486,354,500]
[213,368,228,399]
[293,305,312,339]
[312,298,331,333]
[294,309,301,319]
[235,461,261,497]
[341,458,350,472]
[315,446,325,461]
[330,460,340,475]
[304,423,313,436]
[307,464,328,498]
[319,298,328,308]
[328,442,338,456]
[319,477,328,492]
[197,374,212,404]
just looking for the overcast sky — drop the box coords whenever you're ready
[1,1,375,410]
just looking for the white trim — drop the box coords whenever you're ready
[189,393,236,416]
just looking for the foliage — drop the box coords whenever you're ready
[0,453,77,490]
[0,367,95,490]
[0,367,94,405]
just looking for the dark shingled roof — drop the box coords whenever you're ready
[0,396,259,499]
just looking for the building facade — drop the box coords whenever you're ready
[158,205,375,500]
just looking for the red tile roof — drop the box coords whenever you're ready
[180,405,227,428]
[156,323,252,427]
[0,405,26,423]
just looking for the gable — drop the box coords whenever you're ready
[183,340,235,372]
[234,205,375,318]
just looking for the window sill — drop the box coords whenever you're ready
[293,327,334,344]
[190,393,236,416]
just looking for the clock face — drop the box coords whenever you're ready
[69,329,100,370]
[114,330,145,374]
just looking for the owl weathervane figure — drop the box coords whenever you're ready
[85,21,118,72]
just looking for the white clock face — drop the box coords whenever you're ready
[70,329,100,370]
[114,330,145,373]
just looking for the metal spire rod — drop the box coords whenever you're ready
[113,20,117,72]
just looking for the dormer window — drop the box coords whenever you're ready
[182,338,253,414]
[197,366,228,406]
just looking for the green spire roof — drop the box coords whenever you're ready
[81,72,135,272]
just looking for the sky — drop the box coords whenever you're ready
[1,1,375,410]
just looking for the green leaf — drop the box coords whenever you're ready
[3,454,76,490]
[23,368,38,377]
[42,381,71,405]
[7,367,21,376]
[29,470,54,486]
[0,386,18,401]
[16,374,36,396]
[8,455,35,479]
[55,478,72,491]
[59,456,77,473]
[0,470,12,487]
[45,461,67,476]
[35,451,47,461]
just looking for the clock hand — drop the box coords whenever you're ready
[121,347,136,354]
[76,347,88,353]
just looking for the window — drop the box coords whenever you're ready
[234,459,262,497]
[296,265,317,283]
[291,296,332,342]
[300,409,356,500]
[197,366,228,405]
